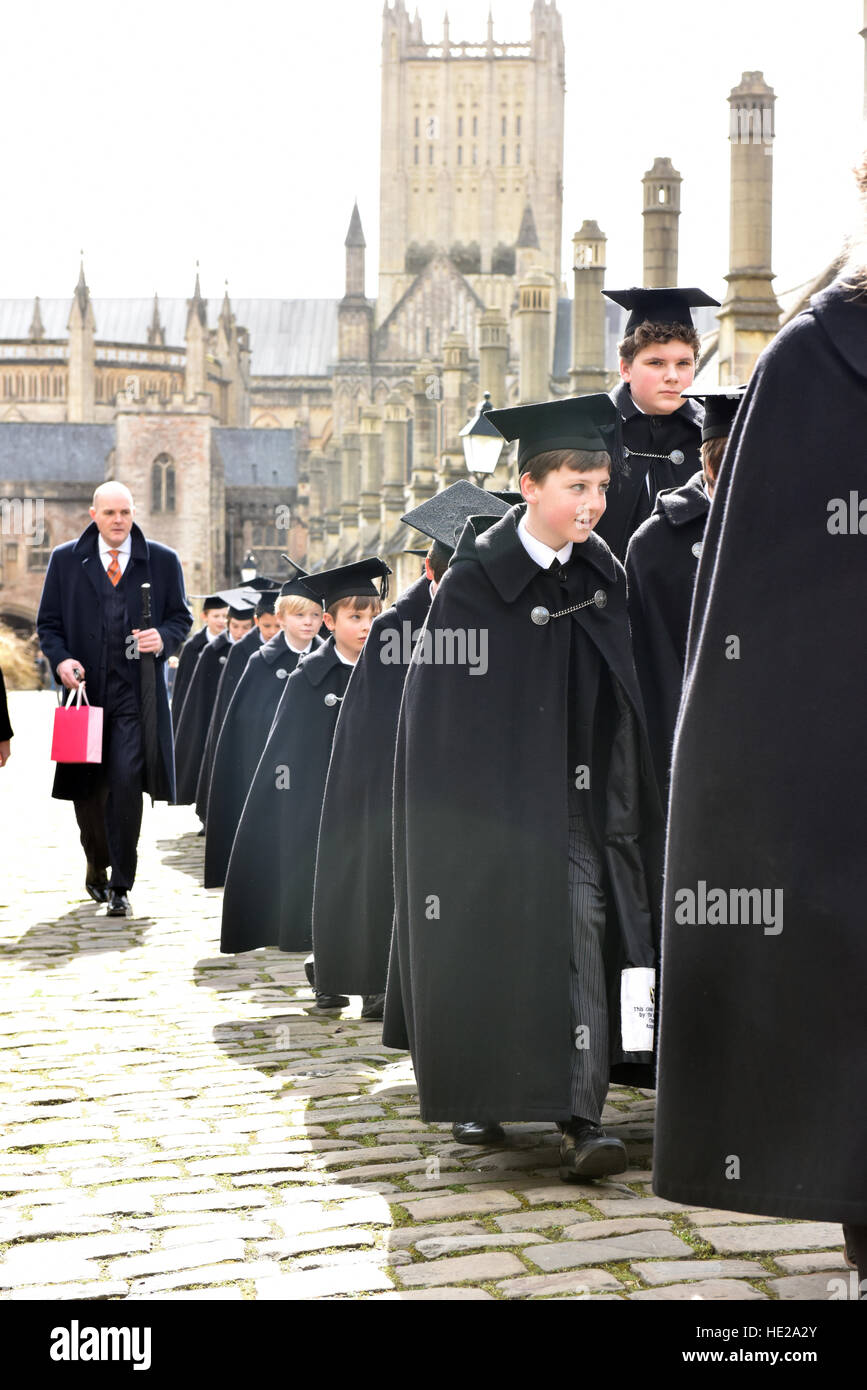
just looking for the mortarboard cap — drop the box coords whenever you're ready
[253,590,280,615]
[401,480,510,549]
[680,384,747,441]
[202,594,229,612]
[300,556,392,607]
[487,393,618,473]
[215,587,258,620]
[278,556,318,600]
[603,286,720,335]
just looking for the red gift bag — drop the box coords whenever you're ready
[51,684,104,764]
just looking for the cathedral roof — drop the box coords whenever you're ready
[516,203,540,249]
[215,427,297,488]
[0,422,114,481]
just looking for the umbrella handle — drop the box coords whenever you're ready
[141,582,153,627]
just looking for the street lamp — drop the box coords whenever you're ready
[240,551,257,583]
[460,392,503,487]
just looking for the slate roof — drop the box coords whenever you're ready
[0,423,115,482]
[216,428,297,488]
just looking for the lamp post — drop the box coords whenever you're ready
[459,392,503,488]
[240,551,257,583]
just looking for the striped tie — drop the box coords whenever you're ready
[107,549,121,587]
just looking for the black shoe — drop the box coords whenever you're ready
[314,991,349,1010]
[196,825,206,837]
[451,1120,505,1146]
[304,954,316,988]
[360,992,386,1021]
[85,864,109,904]
[106,890,131,918]
[559,1119,627,1181]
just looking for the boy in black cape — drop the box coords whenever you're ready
[385,395,661,1179]
[312,482,511,1022]
[170,595,228,733]
[596,287,717,560]
[652,255,867,1278]
[220,558,389,1010]
[173,592,255,805]
[625,385,745,799]
[203,575,323,889]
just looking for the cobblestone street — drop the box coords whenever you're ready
[0,692,852,1302]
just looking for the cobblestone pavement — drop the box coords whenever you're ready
[0,693,852,1301]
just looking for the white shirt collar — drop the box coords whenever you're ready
[98,533,131,556]
[517,512,573,569]
[286,639,313,655]
[334,648,357,667]
[205,626,221,644]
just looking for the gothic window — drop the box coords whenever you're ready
[40,373,49,398]
[29,375,37,397]
[515,144,521,164]
[414,145,419,164]
[151,453,176,513]
[472,115,478,136]
[516,115,522,136]
[428,144,434,164]
[425,327,431,353]
[500,145,506,165]
[457,145,462,164]
[501,116,507,136]
[472,146,477,165]
[15,374,23,397]
[414,116,419,136]
[28,523,50,571]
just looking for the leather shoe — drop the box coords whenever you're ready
[314,991,349,1010]
[85,863,109,904]
[451,1120,505,1146]
[559,1120,627,1180]
[361,993,385,1021]
[304,954,316,988]
[106,890,131,918]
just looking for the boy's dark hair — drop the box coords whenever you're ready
[254,599,275,618]
[427,540,452,583]
[701,436,727,486]
[618,321,701,366]
[325,594,383,620]
[523,448,611,485]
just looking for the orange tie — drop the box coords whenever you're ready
[107,549,121,587]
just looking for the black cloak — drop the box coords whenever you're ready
[312,575,433,995]
[220,637,350,955]
[653,278,867,1224]
[595,382,703,561]
[172,631,231,804]
[171,627,209,733]
[384,505,660,1122]
[195,625,263,821]
[203,632,323,889]
[625,471,710,798]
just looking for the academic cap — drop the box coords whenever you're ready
[487,393,618,473]
[401,480,510,549]
[680,384,747,441]
[278,556,316,600]
[299,557,392,607]
[215,588,258,620]
[254,590,280,615]
[602,286,720,335]
[202,594,229,612]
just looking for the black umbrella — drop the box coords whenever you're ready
[140,583,170,802]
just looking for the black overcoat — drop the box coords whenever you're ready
[171,627,208,733]
[203,632,322,889]
[312,575,432,995]
[383,505,660,1122]
[595,382,703,561]
[653,278,867,1224]
[220,638,350,955]
[173,632,235,804]
[195,625,263,821]
[625,471,709,798]
[36,521,191,802]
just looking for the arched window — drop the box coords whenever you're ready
[28,522,51,572]
[151,453,176,512]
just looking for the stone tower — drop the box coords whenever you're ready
[478,307,508,407]
[67,260,95,423]
[570,221,608,395]
[338,202,373,363]
[717,72,781,383]
[185,270,208,401]
[518,268,553,403]
[378,0,565,319]
[642,157,682,288]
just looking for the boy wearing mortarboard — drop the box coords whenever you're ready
[312,482,511,1024]
[625,386,746,802]
[385,397,661,1179]
[220,558,389,1012]
[203,566,324,889]
[597,287,719,561]
[171,594,228,733]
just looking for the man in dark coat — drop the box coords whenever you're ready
[0,664,12,768]
[385,397,660,1178]
[312,482,510,1021]
[173,594,255,806]
[625,386,746,799]
[220,559,389,1010]
[203,577,323,889]
[595,287,716,561]
[170,596,228,733]
[652,271,867,1279]
[36,481,191,914]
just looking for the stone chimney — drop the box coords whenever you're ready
[570,220,608,394]
[642,158,682,287]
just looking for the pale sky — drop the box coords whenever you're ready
[1,0,863,308]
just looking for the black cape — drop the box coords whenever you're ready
[171,627,209,733]
[203,632,322,889]
[312,575,433,995]
[172,632,232,804]
[195,625,263,821]
[383,505,660,1122]
[625,471,710,798]
[595,381,703,561]
[220,637,350,955]
[653,278,867,1225]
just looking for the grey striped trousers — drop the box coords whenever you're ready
[568,808,610,1124]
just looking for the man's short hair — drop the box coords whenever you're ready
[276,594,322,621]
[523,448,611,485]
[701,436,727,486]
[427,540,452,583]
[618,321,701,366]
[326,595,383,620]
